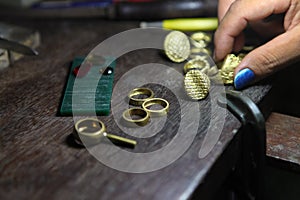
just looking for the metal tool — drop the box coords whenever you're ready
[74,118,137,148]
[218,90,266,200]
[140,18,218,31]
[0,37,38,56]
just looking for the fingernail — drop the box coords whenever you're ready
[234,68,255,90]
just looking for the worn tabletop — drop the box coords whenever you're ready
[0,19,273,200]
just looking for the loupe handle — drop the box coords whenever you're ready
[104,132,137,147]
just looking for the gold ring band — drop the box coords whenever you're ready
[142,98,169,117]
[128,88,154,106]
[122,108,150,126]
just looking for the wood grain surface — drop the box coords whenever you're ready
[267,112,300,167]
[0,19,273,200]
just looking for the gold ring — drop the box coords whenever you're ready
[142,98,169,117]
[128,87,154,106]
[122,108,150,126]
[74,118,106,145]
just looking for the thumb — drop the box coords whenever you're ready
[234,26,300,90]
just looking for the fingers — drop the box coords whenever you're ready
[233,33,245,53]
[250,19,284,40]
[234,25,300,89]
[214,0,290,61]
[218,0,235,20]
[218,0,245,53]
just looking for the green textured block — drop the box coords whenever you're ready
[60,57,115,116]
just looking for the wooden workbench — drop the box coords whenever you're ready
[0,19,274,200]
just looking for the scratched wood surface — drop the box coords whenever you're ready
[266,112,300,167]
[0,19,273,200]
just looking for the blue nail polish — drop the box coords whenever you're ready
[234,68,255,90]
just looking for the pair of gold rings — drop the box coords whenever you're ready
[122,88,169,126]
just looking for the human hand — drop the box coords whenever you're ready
[214,0,300,89]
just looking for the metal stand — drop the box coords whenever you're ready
[218,90,266,200]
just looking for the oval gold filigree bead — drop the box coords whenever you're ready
[184,69,210,100]
[164,31,190,63]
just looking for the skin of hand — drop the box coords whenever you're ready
[214,0,300,89]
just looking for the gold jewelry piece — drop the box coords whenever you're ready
[74,118,137,147]
[122,108,150,126]
[190,47,211,54]
[220,54,243,84]
[191,32,212,43]
[184,69,210,100]
[190,39,207,49]
[189,48,212,57]
[164,31,190,63]
[142,98,169,117]
[183,56,210,74]
[242,45,255,52]
[238,53,246,59]
[128,87,154,106]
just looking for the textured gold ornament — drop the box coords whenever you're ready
[183,56,210,74]
[191,32,212,43]
[184,69,210,100]
[164,31,190,63]
[220,54,243,84]
[189,32,212,57]
[190,39,207,48]
[190,48,212,56]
